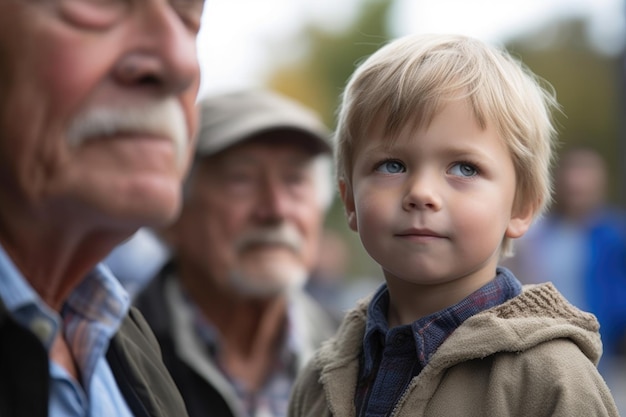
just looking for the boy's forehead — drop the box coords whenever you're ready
[362,97,469,138]
[355,97,500,154]
[356,111,415,153]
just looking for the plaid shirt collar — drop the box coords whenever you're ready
[361,267,522,377]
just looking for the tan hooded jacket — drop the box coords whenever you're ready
[288,283,619,417]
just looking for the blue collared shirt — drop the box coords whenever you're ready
[354,267,522,417]
[0,244,134,417]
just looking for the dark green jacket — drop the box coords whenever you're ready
[0,301,189,417]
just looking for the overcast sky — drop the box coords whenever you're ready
[196,0,625,97]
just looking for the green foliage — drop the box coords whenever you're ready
[268,0,394,128]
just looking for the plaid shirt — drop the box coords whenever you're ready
[191,301,299,417]
[0,243,133,417]
[355,267,522,417]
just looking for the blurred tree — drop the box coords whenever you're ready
[267,0,393,125]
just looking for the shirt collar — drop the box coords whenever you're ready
[0,244,130,352]
[362,267,522,375]
[61,263,131,388]
[362,283,391,375]
[63,263,130,326]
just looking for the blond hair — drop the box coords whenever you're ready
[335,33,560,256]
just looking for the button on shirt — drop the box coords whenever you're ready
[355,267,522,417]
[0,245,134,417]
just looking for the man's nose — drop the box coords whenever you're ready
[113,3,199,96]
[254,178,292,223]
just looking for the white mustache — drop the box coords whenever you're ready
[67,99,188,168]
[235,224,303,253]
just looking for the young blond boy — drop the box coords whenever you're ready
[288,34,619,417]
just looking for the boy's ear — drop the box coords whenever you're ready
[505,200,537,239]
[339,179,358,232]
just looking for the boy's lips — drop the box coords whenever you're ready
[395,227,446,239]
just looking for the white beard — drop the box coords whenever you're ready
[229,261,308,298]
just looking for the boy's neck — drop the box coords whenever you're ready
[384,270,497,327]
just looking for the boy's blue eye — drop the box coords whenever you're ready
[449,162,478,177]
[376,160,406,174]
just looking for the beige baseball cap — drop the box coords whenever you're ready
[196,89,332,157]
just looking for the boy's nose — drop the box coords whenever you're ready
[402,175,442,211]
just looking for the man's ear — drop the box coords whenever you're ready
[505,200,537,239]
[339,179,358,232]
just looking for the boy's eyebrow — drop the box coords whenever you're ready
[438,142,502,163]
[359,134,505,164]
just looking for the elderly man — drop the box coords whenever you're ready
[135,89,339,417]
[0,0,205,416]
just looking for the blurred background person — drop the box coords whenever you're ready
[134,89,338,417]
